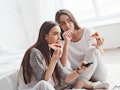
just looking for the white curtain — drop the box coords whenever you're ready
[17,0,64,44]
[36,0,64,27]
[0,0,64,50]
[31,0,64,42]
[0,0,30,51]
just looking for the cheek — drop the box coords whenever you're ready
[71,24,74,29]
[48,37,57,44]
[60,26,65,31]
[61,27,68,31]
[69,23,74,29]
[52,37,58,42]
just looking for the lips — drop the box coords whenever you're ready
[53,44,61,48]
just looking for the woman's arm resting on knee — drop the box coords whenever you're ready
[65,61,90,83]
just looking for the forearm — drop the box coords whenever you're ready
[60,42,69,66]
[44,59,57,81]
[97,46,104,56]
[65,69,83,83]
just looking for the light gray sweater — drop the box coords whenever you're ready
[28,48,75,90]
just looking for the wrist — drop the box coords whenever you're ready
[76,67,82,74]
[96,46,100,49]
[51,58,58,64]
[64,41,70,45]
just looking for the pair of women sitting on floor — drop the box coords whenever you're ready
[18,9,109,90]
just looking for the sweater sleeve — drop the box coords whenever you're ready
[57,61,76,86]
[30,48,46,81]
[57,61,68,78]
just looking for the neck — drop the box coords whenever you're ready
[71,29,83,42]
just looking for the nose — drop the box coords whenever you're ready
[65,21,70,27]
[58,34,61,40]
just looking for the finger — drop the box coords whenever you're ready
[96,38,104,46]
[59,48,63,57]
[63,31,72,38]
[89,37,96,41]
[66,31,73,37]
[56,48,62,57]
[67,30,73,34]
[53,49,57,55]
[100,37,104,43]
[89,33,100,40]
[97,39,102,46]
[80,61,87,67]
[62,32,67,37]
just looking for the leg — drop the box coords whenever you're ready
[90,49,108,81]
[73,47,98,89]
[73,79,93,89]
[33,80,55,90]
[78,47,98,81]
[72,47,109,89]
[73,79,109,89]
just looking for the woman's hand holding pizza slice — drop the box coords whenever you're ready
[49,43,63,61]
[49,43,62,50]
[89,32,100,40]
[89,32,104,47]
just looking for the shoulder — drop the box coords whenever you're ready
[84,27,95,33]
[83,27,96,36]
[30,48,45,64]
[30,48,43,58]
[31,48,42,55]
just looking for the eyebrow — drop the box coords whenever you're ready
[52,31,61,34]
[60,18,71,22]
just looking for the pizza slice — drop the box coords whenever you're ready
[49,43,62,50]
[91,32,99,37]
[89,32,100,40]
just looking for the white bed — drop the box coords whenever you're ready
[0,50,25,90]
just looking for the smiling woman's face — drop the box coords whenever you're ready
[45,25,61,44]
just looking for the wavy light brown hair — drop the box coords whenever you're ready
[20,21,60,84]
[55,9,81,40]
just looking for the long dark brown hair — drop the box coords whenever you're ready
[55,9,81,40]
[20,21,60,84]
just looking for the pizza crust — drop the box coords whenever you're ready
[49,44,61,50]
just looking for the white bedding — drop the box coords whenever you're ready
[0,50,25,90]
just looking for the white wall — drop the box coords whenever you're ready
[0,0,63,51]
[82,17,120,49]
[0,0,27,51]
[0,0,120,51]
[0,0,39,51]
[93,23,120,49]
